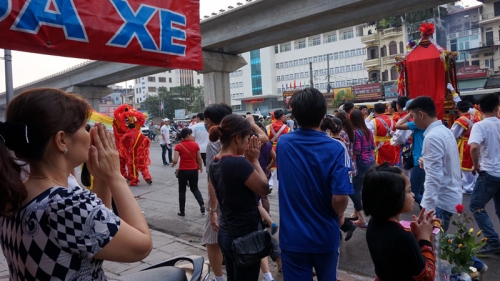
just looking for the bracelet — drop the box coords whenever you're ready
[209,207,217,214]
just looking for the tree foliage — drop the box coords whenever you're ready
[143,85,205,119]
[332,88,355,108]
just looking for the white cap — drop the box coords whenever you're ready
[163,118,170,122]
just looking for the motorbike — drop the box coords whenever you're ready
[170,127,182,144]
[112,255,210,281]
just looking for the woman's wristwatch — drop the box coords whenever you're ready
[208,207,217,214]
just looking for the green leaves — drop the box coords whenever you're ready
[439,212,485,273]
[143,85,205,119]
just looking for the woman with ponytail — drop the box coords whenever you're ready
[207,114,270,281]
[0,88,152,280]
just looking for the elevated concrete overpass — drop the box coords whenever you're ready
[1,0,450,115]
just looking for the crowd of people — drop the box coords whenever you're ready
[1,86,500,281]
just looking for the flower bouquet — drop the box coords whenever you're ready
[438,204,487,274]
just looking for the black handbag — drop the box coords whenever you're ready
[221,208,273,267]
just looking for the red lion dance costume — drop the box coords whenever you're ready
[113,105,152,186]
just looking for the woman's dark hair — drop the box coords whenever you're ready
[335,111,354,143]
[209,114,252,146]
[0,88,91,217]
[204,103,232,125]
[350,109,371,142]
[362,163,407,220]
[391,101,398,111]
[180,128,192,139]
[320,117,342,134]
[289,88,326,128]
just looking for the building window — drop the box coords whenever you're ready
[297,40,306,49]
[485,59,494,68]
[350,49,356,57]
[313,56,319,63]
[295,73,300,79]
[339,52,345,58]
[169,78,172,83]
[280,43,291,52]
[389,41,397,55]
[382,70,389,81]
[277,76,281,81]
[159,77,166,82]
[310,37,321,46]
[356,48,362,56]
[284,61,289,68]
[148,87,156,92]
[328,54,334,61]
[342,30,354,40]
[399,41,404,54]
[335,67,340,73]
[275,45,279,53]
[390,66,398,81]
[197,79,200,84]
[345,51,350,58]
[334,52,338,59]
[279,63,283,68]
[381,45,387,57]
[326,33,337,43]
[276,63,279,69]
[294,60,299,66]
[147,77,155,82]
[357,63,363,70]
[340,66,345,73]
[329,68,334,74]
[345,65,351,72]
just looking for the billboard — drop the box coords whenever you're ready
[457,66,488,80]
[175,109,186,119]
[383,83,399,99]
[0,0,202,69]
[352,83,383,101]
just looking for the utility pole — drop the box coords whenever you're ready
[327,54,331,92]
[309,62,313,88]
[4,50,14,104]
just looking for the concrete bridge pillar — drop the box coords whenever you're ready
[200,52,247,105]
[65,86,113,111]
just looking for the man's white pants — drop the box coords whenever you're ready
[462,170,477,193]
[269,168,279,191]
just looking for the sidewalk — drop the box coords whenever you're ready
[0,229,373,281]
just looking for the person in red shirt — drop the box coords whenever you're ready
[265,109,290,192]
[367,103,400,166]
[171,128,205,217]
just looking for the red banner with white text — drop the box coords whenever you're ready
[0,0,202,70]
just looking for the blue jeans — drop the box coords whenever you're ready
[435,207,453,233]
[469,171,500,244]
[410,165,426,206]
[350,160,373,211]
[161,144,172,164]
[281,249,339,281]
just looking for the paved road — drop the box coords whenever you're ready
[83,144,500,280]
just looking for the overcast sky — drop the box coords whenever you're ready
[0,0,480,93]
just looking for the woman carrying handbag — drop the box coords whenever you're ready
[208,114,271,281]
[171,128,205,217]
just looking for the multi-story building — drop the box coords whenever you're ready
[229,25,369,115]
[132,70,204,106]
[476,0,500,71]
[359,6,449,99]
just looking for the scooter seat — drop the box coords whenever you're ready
[111,266,187,281]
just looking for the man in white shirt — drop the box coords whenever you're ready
[191,113,209,166]
[160,118,172,165]
[468,93,500,254]
[406,96,462,231]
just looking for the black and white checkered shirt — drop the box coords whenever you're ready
[0,185,120,280]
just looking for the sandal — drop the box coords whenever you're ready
[354,220,368,228]
[177,211,185,217]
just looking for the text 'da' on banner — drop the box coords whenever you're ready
[0,0,202,70]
